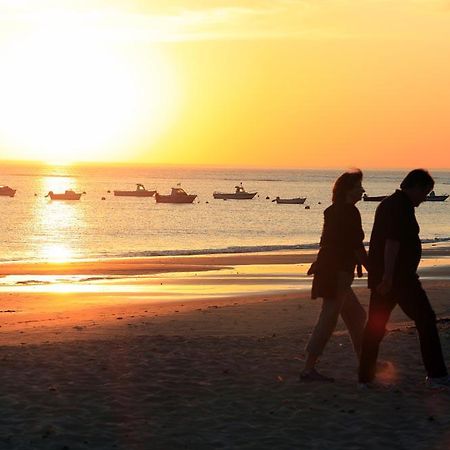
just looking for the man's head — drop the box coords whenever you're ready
[400,169,434,207]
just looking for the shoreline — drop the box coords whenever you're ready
[1,241,449,276]
[0,245,449,347]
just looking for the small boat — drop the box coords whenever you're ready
[213,183,257,200]
[363,192,449,202]
[362,193,388,202]
[155,187,197,204]
[0,185,16,197]
[46,190,84,201]
[272,196,306,204]
[425,191,448,202]
[113,184,156,197]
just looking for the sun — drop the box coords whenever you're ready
[0,24,178,164]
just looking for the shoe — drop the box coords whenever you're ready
[425,375,450,390]
[300,368,334,383]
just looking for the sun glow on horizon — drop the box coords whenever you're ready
[0,2,449,169]
[0,21,179,164]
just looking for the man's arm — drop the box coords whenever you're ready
[377,239,400,294]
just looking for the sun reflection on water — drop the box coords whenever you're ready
[32,175,86,262]
[39,244,74,262]
[42,175,77,196]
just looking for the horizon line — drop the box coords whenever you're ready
[1,159,450,172]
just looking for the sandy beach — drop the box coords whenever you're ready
[1,245,449,449]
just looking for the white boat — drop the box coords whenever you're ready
[425,191,448,202]
[155,187,197,204]
[46,190,84,201]
[0,185,16,197]
[362,193,388,202]
[213,183,257,200]
[272,196,306,204]
[114,184,156,197]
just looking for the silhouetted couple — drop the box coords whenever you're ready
[301,169,449,389]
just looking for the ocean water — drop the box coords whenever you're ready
[0,164,449,262]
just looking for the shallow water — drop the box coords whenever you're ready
[1,164,449,262]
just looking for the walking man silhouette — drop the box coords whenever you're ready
[359,169,449,389]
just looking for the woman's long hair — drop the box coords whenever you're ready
[332,169,363,204]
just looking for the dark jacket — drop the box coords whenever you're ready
[311,202,365,299]
[368,190,421,289]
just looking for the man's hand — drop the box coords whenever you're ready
[376,277,393,295]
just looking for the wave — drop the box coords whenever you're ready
[2,237,449,264]
[118,243,321,258]
[116,237,450,258]
[421,237,450,244]
[118,237,450,258]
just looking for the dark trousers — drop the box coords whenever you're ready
[359,277,448,383]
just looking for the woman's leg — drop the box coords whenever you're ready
[304,294,346,371]
[339,288,367,358]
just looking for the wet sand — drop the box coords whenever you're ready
[0,245,449,449]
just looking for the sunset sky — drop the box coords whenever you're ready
[0,1,449,168]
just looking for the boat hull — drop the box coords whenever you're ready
[0,187,16,197]
[274,197,306,204]
[425,195,448,202]
[213,192,257,200]
[49,193,82,200]
[114,190,156,197]
[155,193,197,203]
[363,195,388,202]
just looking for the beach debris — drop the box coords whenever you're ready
[305,205,310,209]
[101,197,106,200]
[116,317,123,320]
[266,196,270,199]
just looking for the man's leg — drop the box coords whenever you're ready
[397,279,448,378]
[358,290,395,383]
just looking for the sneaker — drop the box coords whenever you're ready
[425,375,450,390]
[300,368,334,383]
